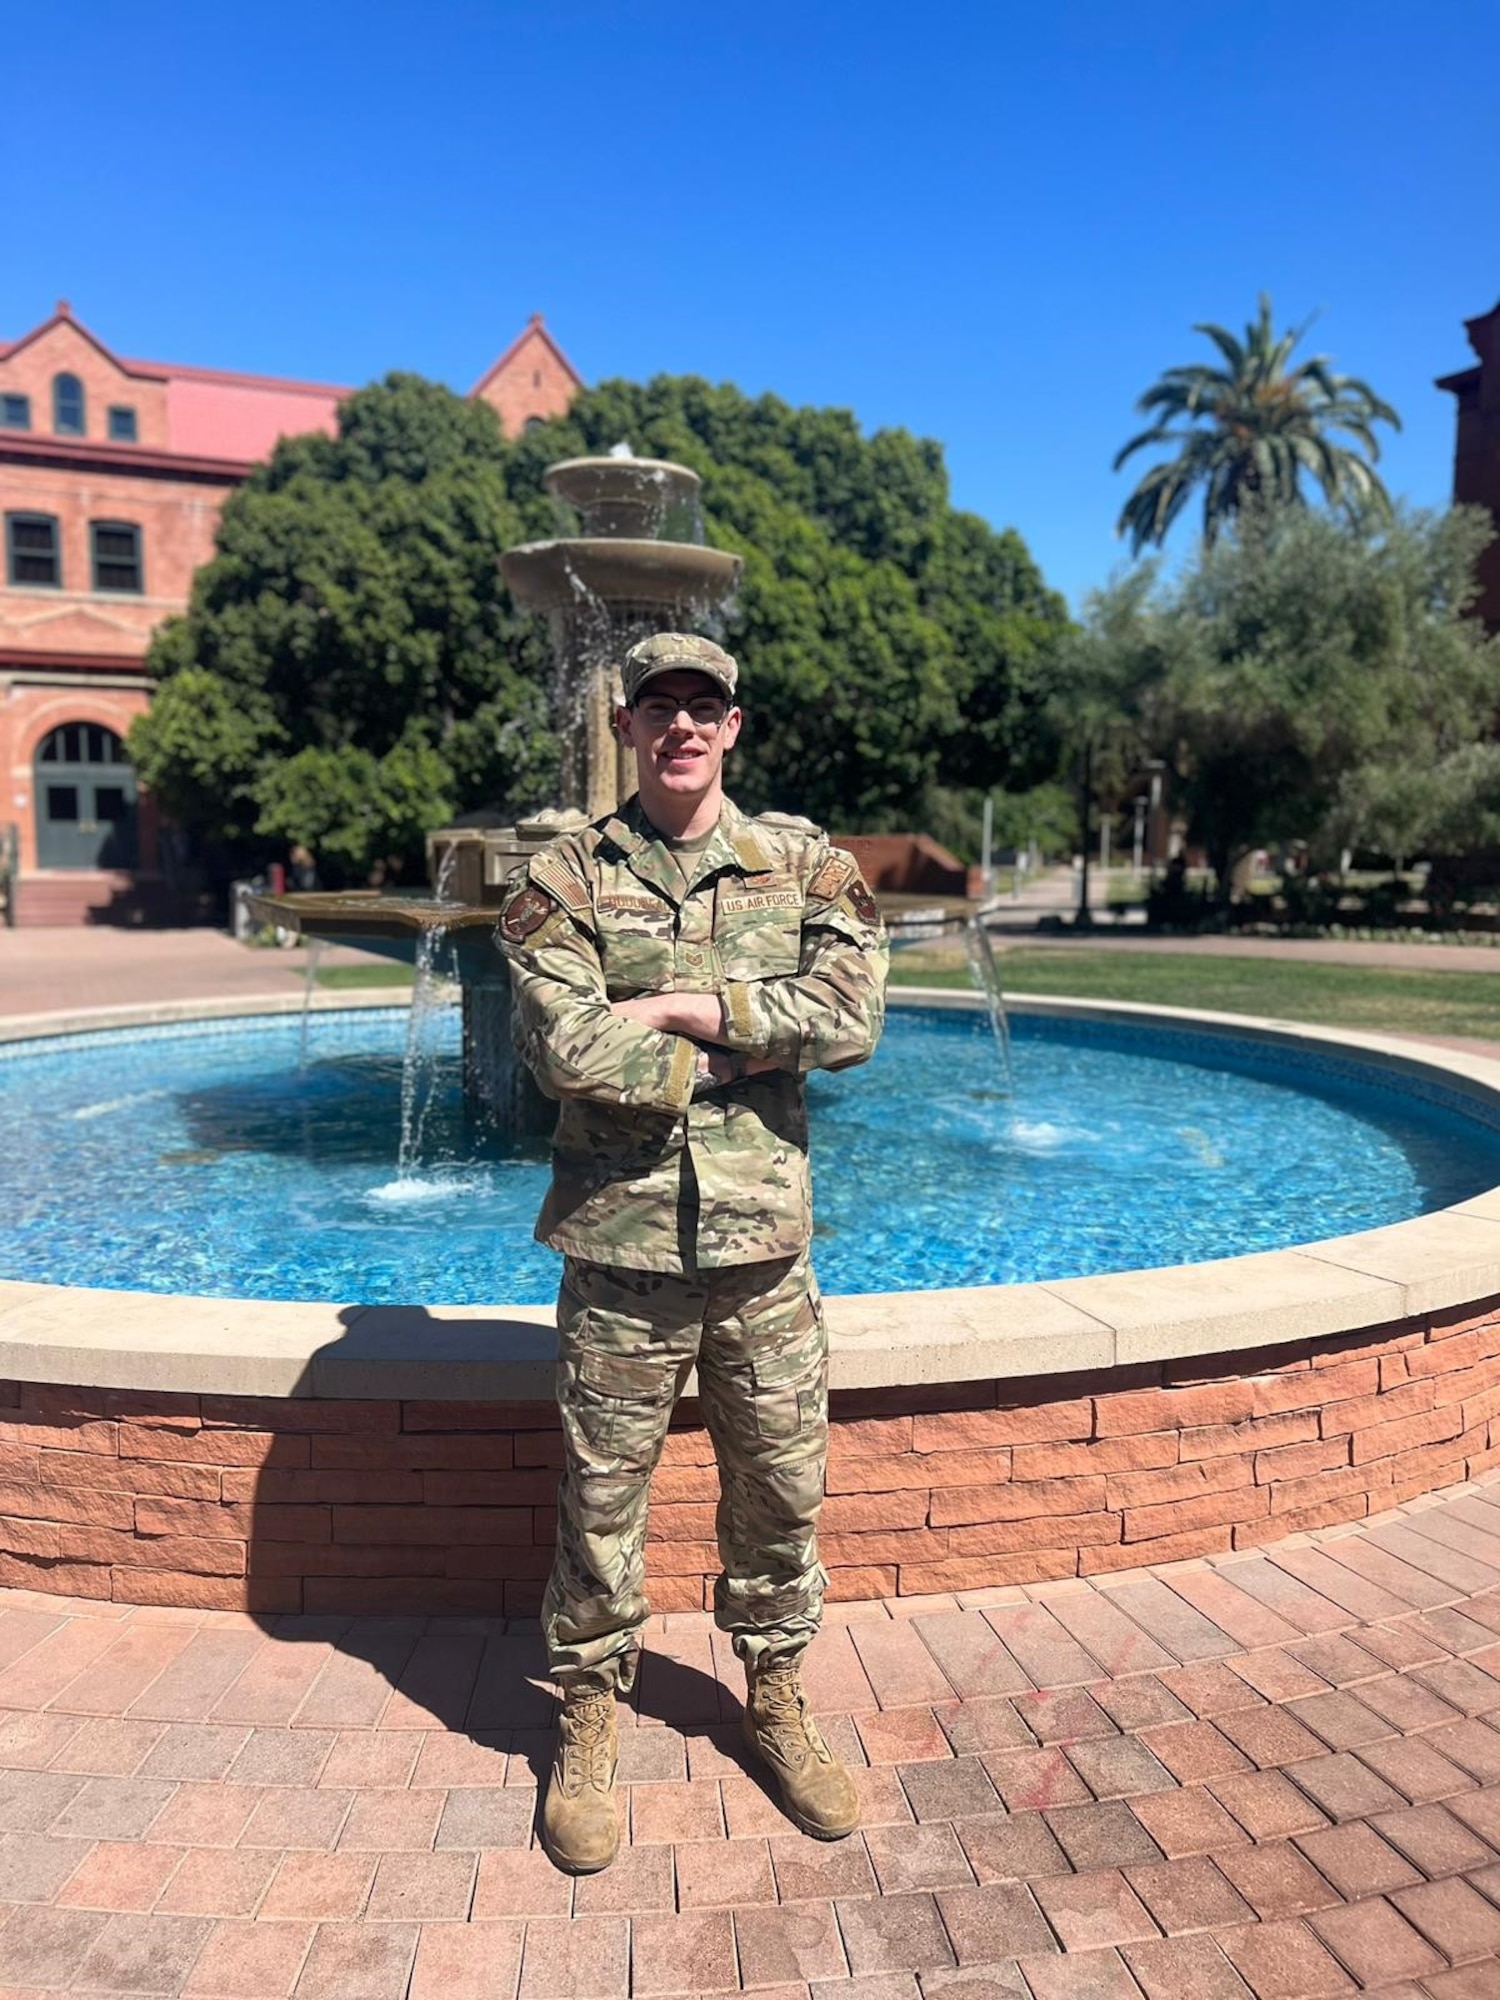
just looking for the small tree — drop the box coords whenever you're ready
[1050,568,1166,922]
[1078,504,1500,899]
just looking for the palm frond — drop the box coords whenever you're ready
[1113,294,1401,552]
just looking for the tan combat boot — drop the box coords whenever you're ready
[742,1654,860,1840]
[541,1672,620,1873]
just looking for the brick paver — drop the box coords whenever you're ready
[1,1465,1500,1989]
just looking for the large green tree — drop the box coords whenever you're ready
[509,375,1072,829]
[133,371,1071,879]
[1114,297,1400,555]
[1079,504,1500,894]
[130,375,556,884]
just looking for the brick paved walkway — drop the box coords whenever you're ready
[3,1481,1500,1995]
[0,929,377,1019]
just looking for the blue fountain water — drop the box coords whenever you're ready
[3,1004,1498,1304]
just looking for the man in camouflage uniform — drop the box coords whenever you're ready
[498,632,887,1873]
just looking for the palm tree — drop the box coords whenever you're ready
[1114,296,1400,554]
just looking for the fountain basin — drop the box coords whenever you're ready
[544,455,705,540]
[499,537,742,615]
[4,993,1500,1614]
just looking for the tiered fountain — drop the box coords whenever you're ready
[247,448,742,1133]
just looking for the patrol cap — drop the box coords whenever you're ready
[621,632,739,706]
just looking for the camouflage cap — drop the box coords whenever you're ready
[621,632,739,706]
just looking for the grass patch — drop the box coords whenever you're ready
[891,946,1500,1041]
[307,942,1500,1036]
[310,963,415,989]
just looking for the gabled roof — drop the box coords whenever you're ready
[3,303,581,464]
[470,313,583,398]
[0,300,166,380]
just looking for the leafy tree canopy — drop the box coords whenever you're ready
[1072,504,1500,893]
[131,372,1071,884]
[1115,296,1400,555]
[506,374,1072,829]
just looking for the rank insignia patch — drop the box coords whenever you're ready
[499,884,555,944]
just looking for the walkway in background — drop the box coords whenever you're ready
[3,1475,1500,1994]
[4,916,1500,1031]
[0,928,385,1019]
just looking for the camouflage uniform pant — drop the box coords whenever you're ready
[544,1251,828,1688]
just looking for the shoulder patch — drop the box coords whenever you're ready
[846,878,878,925]
[498,882,556,945]
[809,850,856,903]
[529,847,591,912]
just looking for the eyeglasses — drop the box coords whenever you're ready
[632,694,729,730]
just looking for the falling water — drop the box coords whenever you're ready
[297,941,326,1071]
[432,841,458,906]
[965,917,1016,1094]
[395,924,459,1179]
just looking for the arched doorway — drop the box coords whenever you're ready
[34,723,139,869]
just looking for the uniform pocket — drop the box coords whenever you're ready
[600,927,674,998]
[750,1338,827,1442]
[569,1344,675,1456]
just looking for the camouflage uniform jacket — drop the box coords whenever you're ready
[497,793,888,1274]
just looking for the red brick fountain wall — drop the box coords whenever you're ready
[4,1301,1500,1615]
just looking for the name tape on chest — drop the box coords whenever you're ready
[597,893,672,916]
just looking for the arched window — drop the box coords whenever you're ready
[39,723,129,766]
[53,373,85,436]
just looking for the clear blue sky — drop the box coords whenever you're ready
[5,0,1497,610]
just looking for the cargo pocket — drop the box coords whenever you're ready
[751,1339,827,1442]
[571,1346,674,1459]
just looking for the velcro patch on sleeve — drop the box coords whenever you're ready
[499,883,557,944]
[809,851,856,903]
[845,878,878,925]
[529,848,591,912]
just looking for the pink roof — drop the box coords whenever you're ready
[3,304,578,465]
[163,374,344,461]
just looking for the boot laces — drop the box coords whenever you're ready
[559,1686,615,1793]
[753,1662,827,1767]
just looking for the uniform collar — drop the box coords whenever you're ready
[604,795,773,902]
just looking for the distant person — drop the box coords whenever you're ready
[288,844,319,892]
[498,633,888,1874]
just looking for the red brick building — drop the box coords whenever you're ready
[1438,296,1500,632]
[0,305,581,925]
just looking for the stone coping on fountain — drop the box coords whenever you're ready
[4,991,1500,1402]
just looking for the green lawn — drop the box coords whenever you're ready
[891,946,1500,1042]
[308,942,1500,1039]
[310,963,415,989]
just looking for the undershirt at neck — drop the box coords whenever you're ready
[647,818,717,895]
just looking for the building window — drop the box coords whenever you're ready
[53,373,85,436]
[5,513,61,587]
[39,722,129,765]
[107,405,138,442]
[0,393,30,430]
[91,521,143,593]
